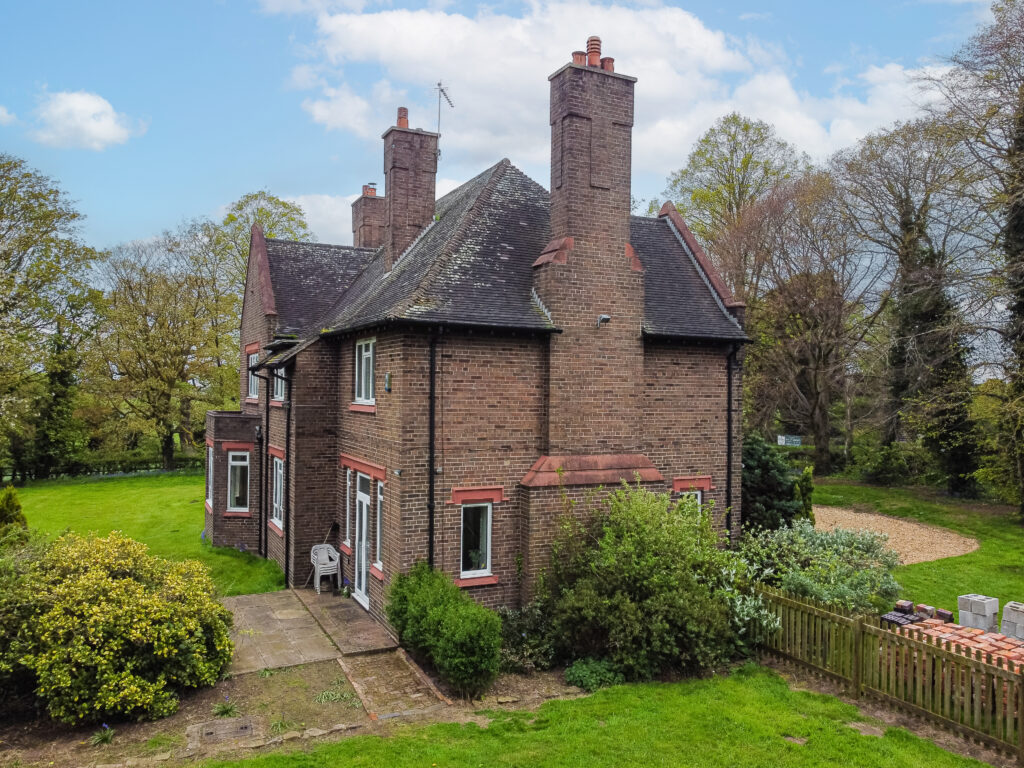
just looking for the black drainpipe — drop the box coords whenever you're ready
[427,331,438,568]
[252,370,273,559]
[725,343,738,544]
[284,371,293,586]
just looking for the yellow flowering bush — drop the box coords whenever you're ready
[21,532,233,723]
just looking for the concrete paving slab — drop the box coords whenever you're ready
[223,591,339,674]
[293,588,398,656]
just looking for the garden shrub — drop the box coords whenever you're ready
[386,563,502,698]
[545,486,778,681]
[853,441,935,487]
[21,532,233,723]
[741,435,814,531]
[565,658,624,692]
[433,600,502,698]
[0,485,27,530]
[739,519,900,613]
[497,600,555,673]
[0,528,48,700]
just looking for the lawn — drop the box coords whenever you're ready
[199,665,983,768]
[17,472,284,596]
[815,482,1024,614]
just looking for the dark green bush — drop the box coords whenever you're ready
[497,600,555,673]
[545,486,778,680]
[386,563,502,698]
[565,658,624,692]
[0,528,48,701]
[739,519,901,613]
[433,600,501,698]
[741,435,814,531]
[0,485,26,530]
[853,441,935,487]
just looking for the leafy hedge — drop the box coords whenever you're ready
[387,562,500,698]
[1,531,232,723]
[742,435,814,530]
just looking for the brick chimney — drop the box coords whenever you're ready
[382,107,438,270]
[351,183,386,248]
[534,36,644,454]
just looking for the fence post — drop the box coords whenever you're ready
[851,615,864,698]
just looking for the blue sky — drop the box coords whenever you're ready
[0,0,990,249]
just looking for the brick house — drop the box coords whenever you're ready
[205,37,746,623]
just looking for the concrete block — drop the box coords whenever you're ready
[971,596,999,616]
[959,594,982,611]
[1004,601,1024,622]
[1001,620,1017,637]
[960,612,996,631]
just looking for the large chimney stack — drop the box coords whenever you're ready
[533,37,643,454]
[382,106,438,270]
[351,183,386,248]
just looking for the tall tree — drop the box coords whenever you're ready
[925,0,1024,511]
[832,119,983,493]
[664,112,807,301]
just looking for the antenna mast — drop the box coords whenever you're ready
[434,80,454,160]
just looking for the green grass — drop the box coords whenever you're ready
[815,482,1024,613]
[17,472,284,596]
[201,665,983,768]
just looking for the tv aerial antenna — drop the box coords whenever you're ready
[435,80,454,160]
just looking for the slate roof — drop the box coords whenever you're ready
[264,240,375,336]
[259,157,744,367]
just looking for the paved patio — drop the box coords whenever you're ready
[223,589,398,674]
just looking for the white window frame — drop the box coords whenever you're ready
[344,469,352,547]
[272,369,285,401]
[271,457,284,526]
[354,338,376,405]
[460,502,492,578]
[206,446,213,506]
[678,490,703,506]
[374,480,383,568]
[226,451,250,512]
[247,352,259,398]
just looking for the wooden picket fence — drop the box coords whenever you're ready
[758,586,1024,762]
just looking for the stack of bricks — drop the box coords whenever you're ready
[1000,601,1024,640]
[913,618,1024,664]
[958,593,999,632]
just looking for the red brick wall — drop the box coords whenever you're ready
[204,411,260,553]
[352,193,386,249]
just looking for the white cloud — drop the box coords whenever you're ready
[270,1,946,196]
[31,91,145,150]
[288,192,358,244]
[0,106,15,126]
[739,12,771,22]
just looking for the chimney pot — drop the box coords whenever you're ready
[572,50,586,66]
[397,106,409,129]
[362,184,376,197]
[586,35,601,66]
[601,56,614,72]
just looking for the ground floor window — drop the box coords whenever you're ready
[227,451,249,511]
[460,503,491,577]
[344,468,352,546]
[272,457,284,526]
[678,490,702,505]
[206,446,213,505]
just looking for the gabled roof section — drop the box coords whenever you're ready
[264,239,375,335]
[321,159,555,334]
[631,215,747,341]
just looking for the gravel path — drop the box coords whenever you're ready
[814,506,978,565]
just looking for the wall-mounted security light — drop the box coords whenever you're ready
[597,314,612,328]
[393,468,402,477]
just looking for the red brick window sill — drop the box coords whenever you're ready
[339,542,353,556]
[268,520,284,538]
[455,575,499,588]
[672,475,715,493]
[270,400,284,408]
[224,511,251,519]
[244,397,259,405]
[369,564,384,581]
[348,403,376,414]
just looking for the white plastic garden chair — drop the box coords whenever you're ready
[310,544,340,595]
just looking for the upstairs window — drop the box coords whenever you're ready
[272,457,284,526]
[247,352,259,398]
[272,370,285,401]
[227,452,249,512]
[354,338,376,404]
[460,503,492,578]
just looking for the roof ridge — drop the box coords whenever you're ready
[266,237,373,251]
[395,159,510,319]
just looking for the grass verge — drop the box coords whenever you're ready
[815,482,1024,612]
[199,665,982,768]
[17,472,283,596]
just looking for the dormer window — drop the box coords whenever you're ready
[354,338,376,405]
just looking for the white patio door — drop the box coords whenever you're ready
[353,473,371,609]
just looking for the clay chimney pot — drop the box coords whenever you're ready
[601,56,614,72]
[362,184,376,197]
[397,106,409,129]
[572,50,586,65]
[586,35,601,67]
